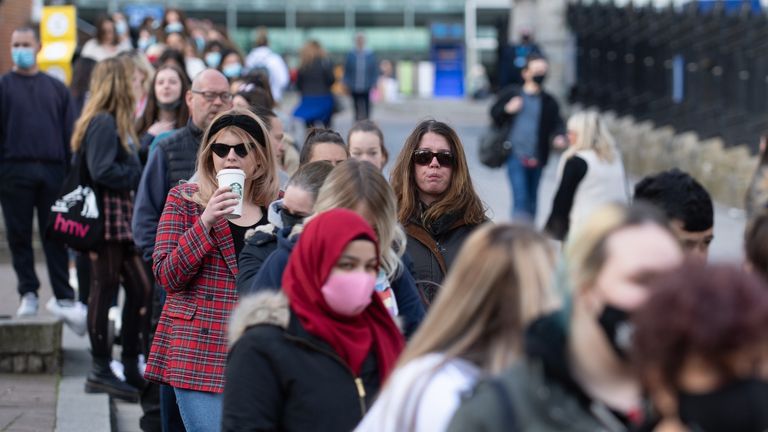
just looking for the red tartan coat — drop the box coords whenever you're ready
[145,183,240,393]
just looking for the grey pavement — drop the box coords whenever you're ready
[0,95,747,432]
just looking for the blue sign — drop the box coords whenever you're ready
[696,0,761,14]
[123,4,165,29]
[431,23,465,98]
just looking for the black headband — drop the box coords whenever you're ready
[208,114,266,147]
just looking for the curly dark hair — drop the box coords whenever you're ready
[632,263,768,389]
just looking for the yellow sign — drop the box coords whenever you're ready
[38,5,77,84]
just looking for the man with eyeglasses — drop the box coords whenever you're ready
[131,68,232,430]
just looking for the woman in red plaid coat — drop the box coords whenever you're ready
[145,109,279,431]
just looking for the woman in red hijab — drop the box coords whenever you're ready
[222,208,405,431]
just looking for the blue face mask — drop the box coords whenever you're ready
[138,36,156,51]
[11,47,36,69]
[223,63,242,78]
[204,51,222,68]
[115,21,128,36]
[194,37,205,53]
[165,22,183,34]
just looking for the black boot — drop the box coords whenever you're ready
[122,354,147,391]
[85,356,139,402]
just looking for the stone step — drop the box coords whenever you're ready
[0,316,62,373]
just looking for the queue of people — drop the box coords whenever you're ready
[5,12,768,432]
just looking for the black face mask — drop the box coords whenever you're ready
[157,99,182,111]
[597,304,633,360]
[678,378,768,432]
[280,210,304,230]
[532,74,546,86]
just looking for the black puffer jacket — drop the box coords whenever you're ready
[222,291,381,432]
[235,224,288,296]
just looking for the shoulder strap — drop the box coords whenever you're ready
[404,223,448,274]
[489,378,518,430]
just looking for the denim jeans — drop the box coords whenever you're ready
[174,387,223,432]
[159,384,186,432]
[506,155,543,221]
[0,161,74,300]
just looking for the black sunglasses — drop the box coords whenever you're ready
[211,143,249,158]
[412,150,454,166]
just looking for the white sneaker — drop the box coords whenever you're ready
[16,293,39,317]
[46,297,88,336]
[68,267,79,291]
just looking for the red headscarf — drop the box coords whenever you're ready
[282,208,405,381]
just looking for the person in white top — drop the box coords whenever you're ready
[545,111,629,241]
[355,223,560,432]
[80,16,132,62]
[245,28,290,103]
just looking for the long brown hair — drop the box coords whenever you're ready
[390,120,486,226]
[136,64,191,136]
[396,224,558,373]
[72,57,138,153]
[299,40,325,70]
[190,109,279,208]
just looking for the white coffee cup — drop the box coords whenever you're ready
[216,168,245,219]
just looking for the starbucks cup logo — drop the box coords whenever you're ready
[216,168,245,219]
[230,182,242,198]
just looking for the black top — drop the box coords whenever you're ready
[83,113,142,192]
[545,155,588,241]
[229,210,267,259]
[0,71,75,163]
[490,85,565,166]
[223,312,381,432]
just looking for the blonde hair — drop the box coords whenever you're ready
[127,51,156,95]
[71,57,138,153]
[564,111,617,163]
[396,224,558,374]
[312,159,406,280]
[565,203,670,293]
[190,109,280,208]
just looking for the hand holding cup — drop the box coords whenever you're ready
[200,186,240,230]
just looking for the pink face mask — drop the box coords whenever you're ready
[321,272,376,316]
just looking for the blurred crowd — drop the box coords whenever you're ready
[3,9,768,432]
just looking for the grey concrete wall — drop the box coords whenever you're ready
[600,111,758,209]
[510,0,573,103]
[0,318,62,373]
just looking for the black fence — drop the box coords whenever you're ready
[567,1,768,152]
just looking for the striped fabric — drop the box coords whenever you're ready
[145,183,241,393]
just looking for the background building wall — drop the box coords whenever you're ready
[510,0,572,103]
[0,0,34,73]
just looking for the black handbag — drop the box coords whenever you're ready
[45,148,103,252]
[478,124,513,169]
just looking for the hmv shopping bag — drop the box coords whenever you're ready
[45,150,103,252]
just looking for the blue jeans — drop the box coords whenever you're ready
[174,387,223,432]
[507,155,543,221]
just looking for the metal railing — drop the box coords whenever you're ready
[568,1,768,151]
